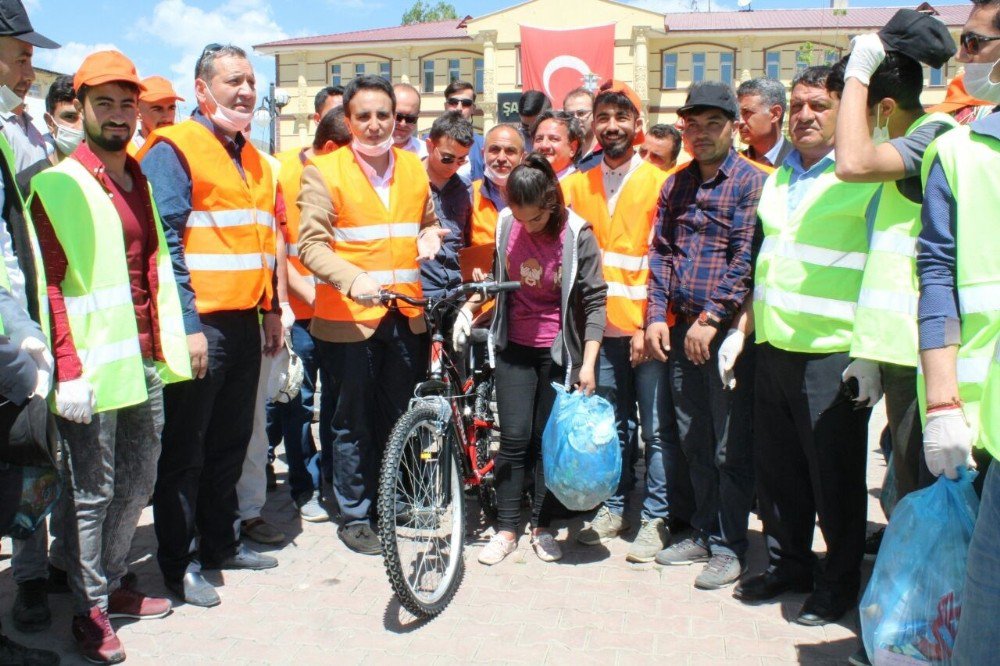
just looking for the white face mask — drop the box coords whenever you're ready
[485,164,510,186]
[0,85,24,114]
[871,106,890,146]
[964,59,1000,104]
[202,86,253,134]
[351,124,395,157]
[53,122,84,156]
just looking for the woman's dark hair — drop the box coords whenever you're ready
[507,152,567,237]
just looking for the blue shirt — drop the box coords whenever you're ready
[783,148,835,215]
[917,113,1000,350]
[421,174,472,299]
[141,110,249,334]
[479,176,507,212]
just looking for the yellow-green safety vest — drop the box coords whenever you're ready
[29,158,191,413]
[754,159,880,353]
[851,113,958,367]
[979,338,1000,459]
[918,126,1000,442]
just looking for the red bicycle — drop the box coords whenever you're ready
[374,280,519,617]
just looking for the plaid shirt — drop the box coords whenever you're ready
[647,147,767,325]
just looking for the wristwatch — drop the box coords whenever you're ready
[697,311,722,329]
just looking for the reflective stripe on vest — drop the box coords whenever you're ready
[754,160,879,354]
[276,147,314,320]
[307,146,428,323]
[29,158,192,413]
[470,179,499,248]
[139,119,276,315]
[562,161,668,334]
[918,125,1000,441]
[852,113,958,366]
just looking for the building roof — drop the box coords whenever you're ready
[663,3,968,32]
[256,17,470,49]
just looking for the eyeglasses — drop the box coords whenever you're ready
[961,32,1000,56]
[446,97,474,108]
[395,112,419,125]
[567,109,592,119]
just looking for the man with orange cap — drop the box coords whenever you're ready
[128,75,183,156]
[29,50,190,664]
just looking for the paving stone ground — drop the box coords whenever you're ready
[0,407,891,665]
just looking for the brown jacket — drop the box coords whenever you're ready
[296,158,438,342]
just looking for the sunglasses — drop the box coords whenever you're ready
[446,97,474,108]
[961,32,1000,56]
[438,152,469,165]
[395,112,419,125]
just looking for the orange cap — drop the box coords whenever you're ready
[139,75,185,103]
[928,72,994,114]
[74,50,146,92]
[596,79,645,145]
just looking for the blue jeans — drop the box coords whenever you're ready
[670,322,755,559]
[954,462,1000,665]
[314,312,426,526]
[597,336,689,522]
[266,320,321,502]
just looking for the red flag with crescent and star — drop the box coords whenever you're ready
[519,24,615,109]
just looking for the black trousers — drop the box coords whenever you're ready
[753,343,871,597]
[153,310,261,582]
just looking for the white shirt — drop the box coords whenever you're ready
[0,110,50,171]
[352,146,395,209]
[601,152,644,216]
[556,164,577,181]
[764,136,787,167]
[0,195,28,311]
[398,135,428,160]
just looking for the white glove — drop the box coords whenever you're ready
[279,301,295,332]
[845,33,887,86]
[20,336,53,398]
[55,378,96,424]
[452,308,472,352]
[842,359,883,407]
[924,408,976,480]
[717,329,746,390]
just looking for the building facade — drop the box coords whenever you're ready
[255,0,967,153]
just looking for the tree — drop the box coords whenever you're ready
[402,0,458,24]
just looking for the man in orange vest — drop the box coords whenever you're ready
[297,75,446,554]
[267,108,350,524]
[468,123,524,248]
[128,75,183,156]
[566,81,690,564]
[140,43,283,607]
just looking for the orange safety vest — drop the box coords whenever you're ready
[276,147,313,320]
[138,119,277,315]
[563,161,669,334]
[307,146,428,323]
[470,179,499,248]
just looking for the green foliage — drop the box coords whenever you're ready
[402,0,459,25]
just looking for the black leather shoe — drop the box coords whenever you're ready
[12,579,51,633]
[795,588,855,626]
[204,543,278,571]
[733,570,813,603]
[165,572,221,608]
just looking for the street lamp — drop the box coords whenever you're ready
[253,82,290,154]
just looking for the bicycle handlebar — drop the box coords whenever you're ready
[357,280,521,308]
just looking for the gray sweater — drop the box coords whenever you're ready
[489,208,607,386]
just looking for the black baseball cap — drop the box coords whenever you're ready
[677,81,739,119]
[0,0,58,49]
[878,8,955,70]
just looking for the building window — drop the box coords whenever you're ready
[379,61,391,82]
[692,52,706,84]
[474,58,484,93]
[330,64,341,87]
[719,52,734,84]
[355,63,365,78]
[766,51,781,79]
[825,49,839,66]
[662,52,677,89]
[930,65,945,87]
[448,58,461,83]
[423,59,435,93]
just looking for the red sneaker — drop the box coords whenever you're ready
[72,607,125,664]
[108,584,172,620]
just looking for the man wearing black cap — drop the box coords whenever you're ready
[0,0,59,647]
[644,81,768,590]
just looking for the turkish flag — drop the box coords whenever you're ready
[520,24,615,109]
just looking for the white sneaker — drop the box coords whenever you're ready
[478,533,517,565]
[530,531,563,562]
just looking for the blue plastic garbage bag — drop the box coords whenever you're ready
[860,471,980,665]
[541,383,620,511]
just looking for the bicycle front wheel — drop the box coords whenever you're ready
[378,406,465,617]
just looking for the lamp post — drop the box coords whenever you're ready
[253,82,290,154]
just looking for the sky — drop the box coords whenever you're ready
[26,0,955,142]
